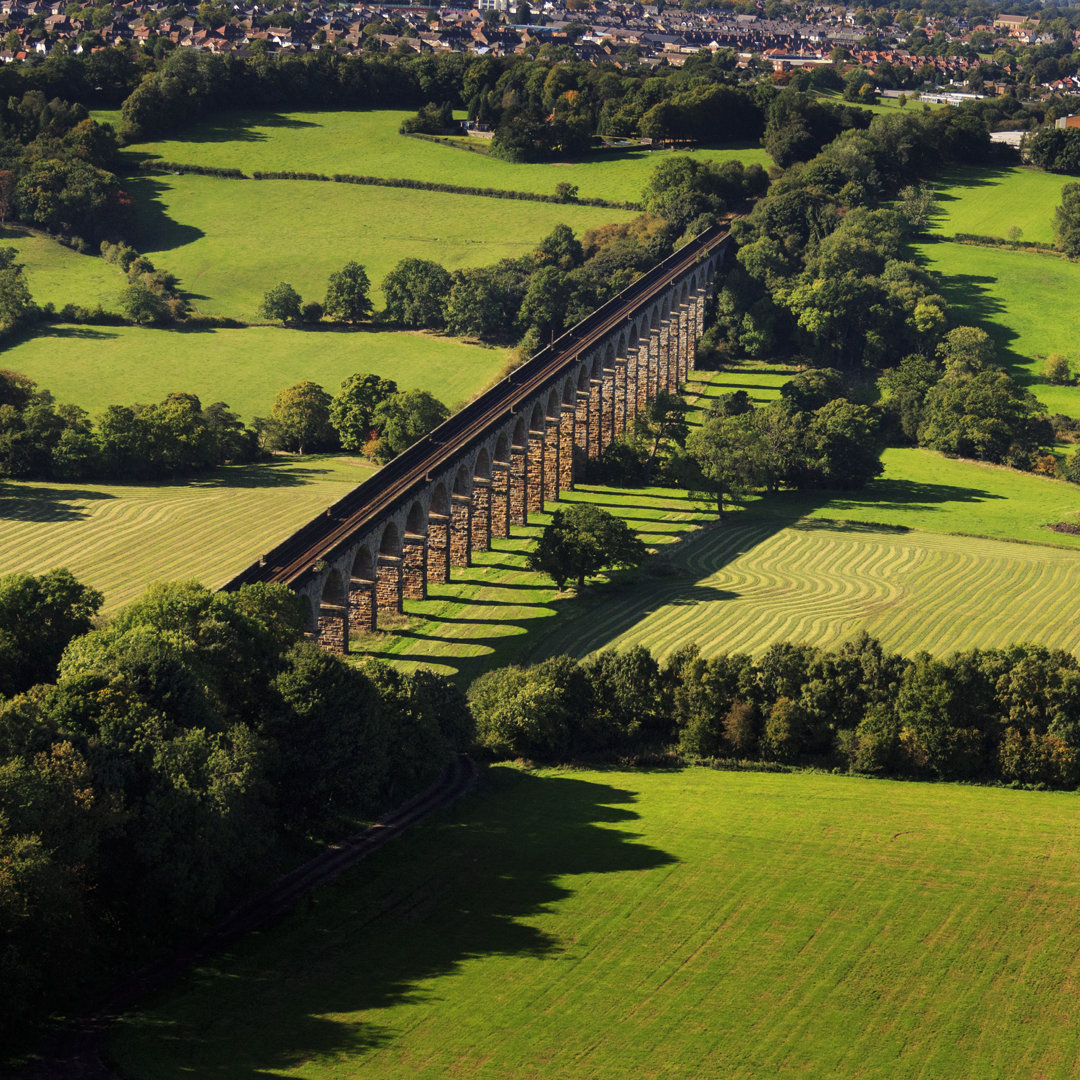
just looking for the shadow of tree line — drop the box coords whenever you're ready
[110,768,677,1079]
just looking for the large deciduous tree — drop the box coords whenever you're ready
[0,248,33,334]
[381,258,451,328]
[329,373,399,451]
[269,381,335,454]
[371,389,449,463]
[0,568,103,696]
[527,503,646,590]
[258,281,303,325]
[324,261,373,324]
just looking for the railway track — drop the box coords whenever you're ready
[225,224,730,591]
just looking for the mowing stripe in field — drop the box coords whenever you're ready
[0,457,373,611]
[537,522,1080,661]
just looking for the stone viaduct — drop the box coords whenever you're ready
[224,225,731,651]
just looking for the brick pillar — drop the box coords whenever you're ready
[575,389,590,477]
[544,416,560,501]
[317,606,347,654]
[471,479,491,552]
[588,380,602,459]
[603,366,618,447]
[695,289,705,336]
[491,462,510,539]
[559,408,575,491]
[402,534,427,600]
[376,554,402,614]
[450,493,471,567]
[625,346,639,424]
[349,576,376,634]
[427,514,450,585]
[614,358,627,437]
[510,441,528,525]
[528,427,545,514]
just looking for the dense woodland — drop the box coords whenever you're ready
[470,636,1080,791]
[0,573,473,1046]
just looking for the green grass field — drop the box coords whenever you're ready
[915,240,1080,416]
[349,368,1080,681]
[126,173,634,320]
[1,225,125,311]
[1,323,505,419]
[0,456,373,611]
[929,165,1071,245]
[109,764,1080,1080]
[814,88,941,117]
[115,108,773,204]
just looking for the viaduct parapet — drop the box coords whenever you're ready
[223,225,731,651]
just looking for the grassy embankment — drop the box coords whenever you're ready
[110,764,1080,1080]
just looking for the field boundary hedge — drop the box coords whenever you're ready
[947,231,1064,254]
[135,160,642,210]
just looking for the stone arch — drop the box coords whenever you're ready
[426,481,451,586]
[450,462,473,567]
[349,544,376,634]
[527,401,547,513]
[317,567,348,653]
[575,360,593,476]
[376,520,403,613]
[491,431,511,540]
[600,339,619,447]
[402,499,428,601]
[510,415,529,525]
[472,445,493,552]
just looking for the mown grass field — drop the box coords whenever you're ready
[0,456,373,611]
[109,764,1080,1080]
[114,108,773,204]
[929,165,1071,245]
[353,368,1080,682]
[126,173,634,320]
[1,225,125,311]
[2,323,505,419]
[916,239,1080,416]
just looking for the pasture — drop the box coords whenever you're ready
[929,165,1071,245]
[125,173,634,320]
[116,108,773,204]
[109,765,1080,1080]
[0,456,373,611]
[915,240,1080,417]
[0,225,125,311]
[2,323,505,419]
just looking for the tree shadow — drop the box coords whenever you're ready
[109,769,677,1079]
[0,483,116,522]
[28,325,121,342]
[187,461,340,489]
[124,176,205,254]
[134,110,321,148]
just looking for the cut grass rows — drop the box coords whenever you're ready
[0,457,373,611]
[109,766,1080,1080]
[543,521,1080,662]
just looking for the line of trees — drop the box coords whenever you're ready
[0,369,261,482]
[469,635,1080,792]
[0,573,473,1047]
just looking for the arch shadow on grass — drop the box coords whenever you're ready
[109,768,677,1079]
